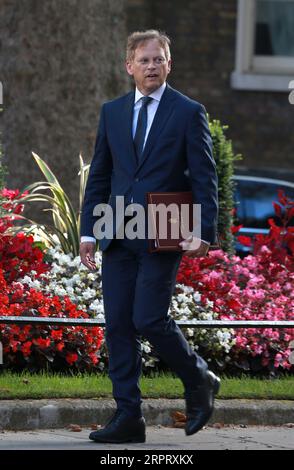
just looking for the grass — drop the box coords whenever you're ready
[0,371,293,400]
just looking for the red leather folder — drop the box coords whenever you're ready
[146,191,220,253]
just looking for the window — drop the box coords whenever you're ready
[231,0,294,91]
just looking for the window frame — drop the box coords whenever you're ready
[231,0,294,92]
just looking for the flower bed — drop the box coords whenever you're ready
[0,189,104,372]
[177,190,294,373]
[0,187,293,375]
[0,268,104,371]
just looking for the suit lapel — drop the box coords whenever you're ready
[120,90,138,170]
[135,84,177,174]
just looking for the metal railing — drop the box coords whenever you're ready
[0,316,294,328]
[1,317,293,366]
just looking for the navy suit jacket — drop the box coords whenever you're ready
[80,83,219,251]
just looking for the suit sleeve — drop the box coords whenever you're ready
[80,104,113,238]
[185,104,218,244]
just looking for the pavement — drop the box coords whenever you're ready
[0,398,293,451]
[0,425,293,450]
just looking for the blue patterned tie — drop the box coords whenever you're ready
[134,96,153,163]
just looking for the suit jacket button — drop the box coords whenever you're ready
[135,178,139,182]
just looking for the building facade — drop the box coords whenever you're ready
[1,0,293,221]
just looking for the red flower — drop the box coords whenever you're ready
[21,341,32,357]
[66,352,78,365]
[237,236,252,247]
[89,352,99,365]
[0,188,20,199]
[10,340,20,353]
[33,338,51,349]
[277,189,290,206]
[0,191,50,282]
[51,329,63,341]
[56,341,65,351]
[231,224,243,234]
[227,298,242,311]
[273,202,282,218]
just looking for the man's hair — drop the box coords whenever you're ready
[126,29,171,62]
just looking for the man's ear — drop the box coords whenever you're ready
[126,61,133,76]
[167,58,172,74]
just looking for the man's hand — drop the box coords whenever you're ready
[179,236,210,258]
[80,241,98,271]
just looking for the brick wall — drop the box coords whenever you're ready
[1,0,293,224]
[1,0,129,220]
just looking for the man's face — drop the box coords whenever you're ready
[126,39,171,95]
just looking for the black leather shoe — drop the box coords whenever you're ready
[184,370,221,436]
[89,409,146,443]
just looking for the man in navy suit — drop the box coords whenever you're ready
[80,30,220,444]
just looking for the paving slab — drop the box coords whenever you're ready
[0,425,293,450]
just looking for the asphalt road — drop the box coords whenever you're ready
[0,425,293,450]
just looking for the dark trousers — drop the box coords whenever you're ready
[101,233,208,418]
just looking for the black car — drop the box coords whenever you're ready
[233,173,294,255]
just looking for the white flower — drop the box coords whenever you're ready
[95,252,102,263]
[31,280,41,289]
[63,274,81,287]
[79,264,88,271]
[46,248,55,257]
[193,292,201,302]
[82,288,97,300]
[223,332,232,341]
[53,286,67,296]
[177,293,190,303]
[58,254,72,265]
[95,313,105,321]
[181,307,191,316]
[63,278,73,287]
[51,250,62,260]
[68,256,81,268]
[144,361,155,367]
[176,284,194,294]
[142,344,151,353]
[89,300,104,314]
[22,275,33,286]
[51,264,64,275]
[66,286,75,295]
[29,226,46,242]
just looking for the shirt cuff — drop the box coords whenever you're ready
[80,236,96,243]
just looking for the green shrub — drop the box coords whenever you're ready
[209,118,242,254]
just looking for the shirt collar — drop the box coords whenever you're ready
[134,82,167,104]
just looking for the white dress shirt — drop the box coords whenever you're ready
[132,82,166,146]
[81,82,210,247]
